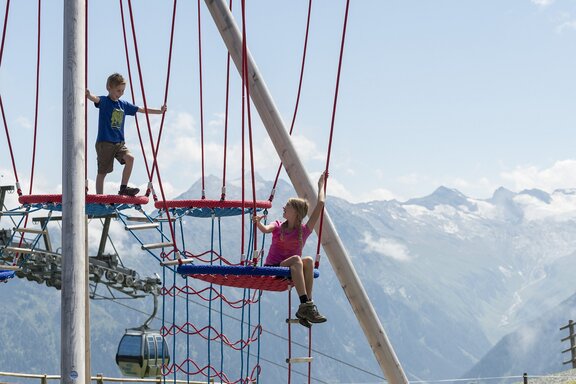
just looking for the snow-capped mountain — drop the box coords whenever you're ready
[2,180,576,382]
[325,185,576,380]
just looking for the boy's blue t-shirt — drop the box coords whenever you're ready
[95,96,139,143]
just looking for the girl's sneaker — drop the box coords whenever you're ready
[296,301,327,323]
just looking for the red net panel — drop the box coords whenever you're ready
[19,194,149,205]
[189,274,293,292]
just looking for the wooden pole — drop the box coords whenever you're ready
[203,1,408,383]
[62,0,87,383]
[85,217,91,383]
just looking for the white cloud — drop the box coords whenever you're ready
[556,20,576,34]
[170,111,197,136]
[208,112,225,127]
[361,232,412,262]
[397,172,425,186]
[500,159,576,193]
[318,175,398,203]
[359,188,398,202]
[531,0,554,7]
[16,116,33,130]
[291,134,323,162]
[514,190,576,221]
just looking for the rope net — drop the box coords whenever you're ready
[0,0,352,381]
[157,206,267,383]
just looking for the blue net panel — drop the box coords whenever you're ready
[0,270,15,282]
[154,199,272,218]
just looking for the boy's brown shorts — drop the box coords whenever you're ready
[96,141,131,174]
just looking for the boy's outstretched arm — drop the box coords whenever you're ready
[85,89,100,104]
[138,104,167,115]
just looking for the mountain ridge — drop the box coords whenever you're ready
[1,179,575,381]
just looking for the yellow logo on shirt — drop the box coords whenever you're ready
[111,108,124,129]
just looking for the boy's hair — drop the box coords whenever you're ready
[106,73,126,89]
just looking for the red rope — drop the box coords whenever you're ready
[269,0,313,202]
[240,0,247,262]
[239,0,259,263]
[0,96,20,194]
[125,0,178,253]
[164,283,261,308]
[28,0,42,195]
[0,2,20,195]
[307,317,312,384]
[287,291,293,383]
[220,0,233,200]
[149,0,178,188]
[0,0,10,68]
[10,0,43,263]
[162,314,261,350]
[119,0,152,185]
[315,0,352,265]
[197,0,206,199]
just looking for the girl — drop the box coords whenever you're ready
[253,172,327,327]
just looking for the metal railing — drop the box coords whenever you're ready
[0,371,215,384]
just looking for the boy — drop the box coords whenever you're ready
[86,73,167,196]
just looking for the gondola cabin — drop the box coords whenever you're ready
[115,328,169,378]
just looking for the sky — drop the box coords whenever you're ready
[2,0,576,205]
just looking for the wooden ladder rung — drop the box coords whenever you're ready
[1,211,32,217]
[14,227,47,235]
[2,246,37,254]
[0,265,21,271]
[286,357,313,364]
[125,216,151,222]
[142,242,173,250]
[125,223,159,231]
[286,318,301,324]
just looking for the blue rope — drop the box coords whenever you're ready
[217,216,225,378]
[254,214,268,384]
[161,262,168,384]
[244,218,257,382]
[115,207,176,268]
[176,217,192,384]
[160,219,177,384]
[207,213,216,382]
[24,209,54,258]
[171,267,177,384]
[240,286,247,381]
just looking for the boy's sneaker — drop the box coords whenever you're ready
[296,301,327,324]
[118,186,140,196]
